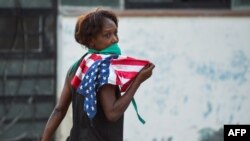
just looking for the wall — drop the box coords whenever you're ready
[57,16,250,141]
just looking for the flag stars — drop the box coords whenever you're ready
[75,54,145,120]
[76,55,118,119]
[89,78,92,83]
[84,83,88,86]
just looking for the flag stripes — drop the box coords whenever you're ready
[71,53,149,119]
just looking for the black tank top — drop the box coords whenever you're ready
[67,54,124,141]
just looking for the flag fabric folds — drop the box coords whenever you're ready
[71,53,149,120]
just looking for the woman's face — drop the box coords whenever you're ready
[90,17,119,51]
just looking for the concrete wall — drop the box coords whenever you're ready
[57,16,250,141]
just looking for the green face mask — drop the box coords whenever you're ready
[88,43,121,55]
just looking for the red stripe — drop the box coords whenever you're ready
[112,58,149,66]
[71,55,89,88]
[71,54,148,93]
[120,79,133,92]
[82,66,89,74]
[79,59,86,68]
[115,71,138,79]
[71,54,100,89]
[116,71,139,92]
[116,74,122,85]
[71,76,81,89]
[89,54,102,61]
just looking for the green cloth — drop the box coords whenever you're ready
[132,98,146,124]
[88,43,145,124]
[88,43,121,55]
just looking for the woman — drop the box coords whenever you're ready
[41,8,155,141]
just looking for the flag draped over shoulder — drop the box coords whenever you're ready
[71,53,149,122]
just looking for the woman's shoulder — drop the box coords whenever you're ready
[68,60,80,77]
[67,53,88,78]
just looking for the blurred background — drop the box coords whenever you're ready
[0,0,250,141]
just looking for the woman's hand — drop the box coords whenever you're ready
[136,63,155,84]
[99,63,154,122]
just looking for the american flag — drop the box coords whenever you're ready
[71,53,149,119]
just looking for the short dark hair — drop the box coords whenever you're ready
[75,8,118,47]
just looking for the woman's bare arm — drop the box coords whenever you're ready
[99,63,155,122]
[41,74,72,141]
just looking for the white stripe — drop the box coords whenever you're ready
[75,67,86,80]
[84,54,92,60]
[111,64,144,72]
[108,66,116,85]
[84,54,110,68]
[108,66,130,85]
[75,67,82,77]
[99,54,111,58]
[74,53,92,80]
[81,73,85,80]
[116,55,127,59]
[119,77,130,84]
[80,54,110,80]
[86,59,95,68]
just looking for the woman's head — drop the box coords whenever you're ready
[75,8,119,51]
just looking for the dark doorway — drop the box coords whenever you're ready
[0,0,57,140]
